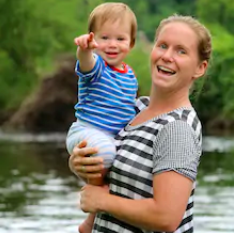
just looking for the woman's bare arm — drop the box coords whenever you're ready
[80,171,193,232]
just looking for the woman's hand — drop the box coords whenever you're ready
[68,140,104,180]
[80,185,109,213]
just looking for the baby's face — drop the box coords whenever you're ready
[94,20,132,70]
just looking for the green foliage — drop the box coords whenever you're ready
[0,0,104,110]
[197,0,234,34]
[125,43,151,96]
[1,0,234,128]
[0,0,65,108]
[105,0,195,40]
[195,0,234,120]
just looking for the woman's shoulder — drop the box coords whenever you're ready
[134,97,201,133]
[159,107,201,131]
[157,108,202,146]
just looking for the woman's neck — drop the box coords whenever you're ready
[148,88,192,114]
[131,88,191,126]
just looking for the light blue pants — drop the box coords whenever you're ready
[66,120,116,168]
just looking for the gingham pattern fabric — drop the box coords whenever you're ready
[93,96,202,233]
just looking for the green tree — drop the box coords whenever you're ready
[195,0,234,120]
[0,0,97,110]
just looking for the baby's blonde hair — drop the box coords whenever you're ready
[88,2,137,47]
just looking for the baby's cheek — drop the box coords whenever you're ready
[121,44,131,53]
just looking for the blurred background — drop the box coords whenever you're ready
[0,0,234,232]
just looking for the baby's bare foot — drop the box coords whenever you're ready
[78,220,93,233]
[78,214,95,233]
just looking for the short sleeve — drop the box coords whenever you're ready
[75,53,105,81]
[152,120,202,181]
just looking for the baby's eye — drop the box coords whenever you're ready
[101,36,108,40]
[117,37,124,41]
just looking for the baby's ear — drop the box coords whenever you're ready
[130,39,135,48]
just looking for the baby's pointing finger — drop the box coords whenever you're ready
[88,32,94,42]
[74,38,80,46]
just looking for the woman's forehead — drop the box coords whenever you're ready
[157,22,198,47]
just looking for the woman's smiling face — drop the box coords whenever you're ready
[150,22,207,93]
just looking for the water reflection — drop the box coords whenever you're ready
[0,142,84,233]
[0,138,234,232]
[195,186,234,233]
[194,150,234,232]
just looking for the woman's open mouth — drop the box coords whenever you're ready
[157,65,176,75]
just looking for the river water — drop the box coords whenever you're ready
[0,132,234,233]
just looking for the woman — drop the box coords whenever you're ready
[69,14,212,233]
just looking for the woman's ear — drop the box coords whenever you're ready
[193,60,208,80]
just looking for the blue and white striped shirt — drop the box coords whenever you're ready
[74,54,138,135]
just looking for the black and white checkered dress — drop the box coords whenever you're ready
[93,96,202,233]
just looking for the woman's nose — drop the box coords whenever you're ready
[162,48,174,62]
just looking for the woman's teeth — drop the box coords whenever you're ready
[157,66,176,74]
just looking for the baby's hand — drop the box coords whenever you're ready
[74,32,98,50]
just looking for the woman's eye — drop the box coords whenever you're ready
[159,44,167,49]
[178,49,186,54]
